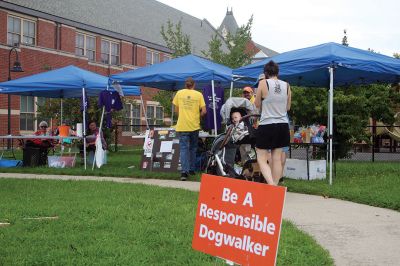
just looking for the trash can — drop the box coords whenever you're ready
[23,147,42,167]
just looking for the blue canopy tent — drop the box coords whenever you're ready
[0,65,116,98]
[0,65,141,169]
[111,54,235,89]
[111,54,239,135]
[121,87,141,96]
[234,42,400,184]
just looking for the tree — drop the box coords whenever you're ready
[202,16,254,68]
[160,20,191,58]
[155,20,193,119]
[394,52,400,59]
[202,16,254,100]
[37,97,123,148]
[342,29,349,46]
[290,84,400,159]
[157,17,255,118]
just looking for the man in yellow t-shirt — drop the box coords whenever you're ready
[172,77,206,181]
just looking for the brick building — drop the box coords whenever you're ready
[0,0,276,146]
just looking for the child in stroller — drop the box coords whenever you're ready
[205,97,264,182]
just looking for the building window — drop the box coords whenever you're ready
[146,50,152,66]
[35,97,47,128]
[75,34,84,56]
[155,106,163,125]
[163,55,172,62]
[146,105,154,125]
[123,103,141,132]
[7,15,36,46]
[87,36,96,61]
[20,96,35,131]
[75,33,96,61]
[146,105,163,125]
[111,42,120,65]
[20,96,46,131]
[146,50,160,66]
[101,40,119,65]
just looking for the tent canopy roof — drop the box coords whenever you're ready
[0,65,140,98]
[234,42,400,87]
[111,54,235,90]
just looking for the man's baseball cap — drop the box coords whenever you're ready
[243,87,253,93]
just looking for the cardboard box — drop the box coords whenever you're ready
[283,159,326,180]
[48,156,76,168]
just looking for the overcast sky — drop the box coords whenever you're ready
[157,0,399,57]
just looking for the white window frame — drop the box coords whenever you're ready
[101,39,120,65]
[155,105,163,125]
[146,49,160,66]
[122,102,141,132]
[75,32,96,61]
[20,96,45,132]
[7,15,36,46]
[163,55,172,62]
[146,104,164,125]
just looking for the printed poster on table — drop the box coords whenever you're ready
[143,129,154,158]
[140,128,181,172]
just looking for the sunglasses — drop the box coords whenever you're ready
[40,126,48,128]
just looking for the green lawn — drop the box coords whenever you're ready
[1,149,179,180]
[2,149,399,211]
[0,179,333,266]
[282,161,400,211]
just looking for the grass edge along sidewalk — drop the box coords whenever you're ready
[2,149,400,211]
[0,178,333,265]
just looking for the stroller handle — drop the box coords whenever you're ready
[239,114,260,123]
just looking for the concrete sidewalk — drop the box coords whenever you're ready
[1,173,399,266]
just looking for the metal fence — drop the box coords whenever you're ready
[114,124,400,162]
[343,126,400,162]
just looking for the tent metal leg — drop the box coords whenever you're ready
[329,67,334,185]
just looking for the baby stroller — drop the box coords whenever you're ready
[205,97,264,182]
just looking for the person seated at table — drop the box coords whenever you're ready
[79,121,107,163]
[25,121,54,149]
[24,121,54,166]
[54,120,76,145]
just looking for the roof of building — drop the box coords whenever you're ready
[2,0,227,55]
[254,43,279,57]
[218,8,239,36]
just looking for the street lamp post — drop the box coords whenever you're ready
[7,46,23,149]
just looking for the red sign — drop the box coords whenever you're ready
[192,174,286,266]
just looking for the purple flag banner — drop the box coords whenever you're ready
[202,85,224,130]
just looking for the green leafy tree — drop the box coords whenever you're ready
[160,20,191,58]
[289,87,329,126]
[290,84,400,158]
[202,16,254,100]
[155,20,193,119]
[394,52,400,59]
[203,16,254,68]
[37,97,123,148]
